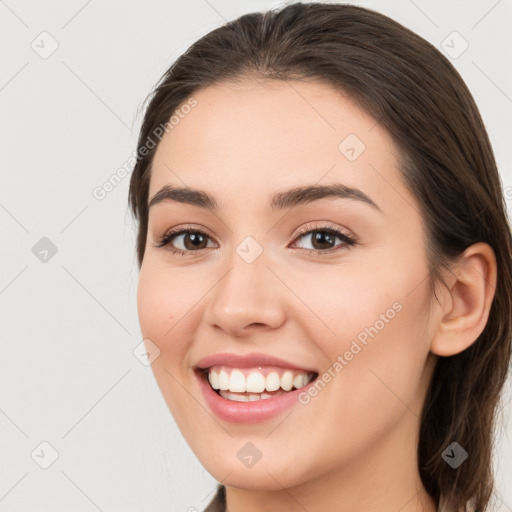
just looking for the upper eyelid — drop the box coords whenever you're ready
[159,223,350,239]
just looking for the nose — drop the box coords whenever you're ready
[203,251,287,337]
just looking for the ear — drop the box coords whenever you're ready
[430,242,497,357]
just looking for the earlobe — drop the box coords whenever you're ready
[430,242,497,357]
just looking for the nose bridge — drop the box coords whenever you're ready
[203,235,286,334]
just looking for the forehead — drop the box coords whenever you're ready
[149,79,407,218]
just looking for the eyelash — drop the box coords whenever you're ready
[154,222,357,257]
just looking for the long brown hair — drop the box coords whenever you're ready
[128,3,512,511]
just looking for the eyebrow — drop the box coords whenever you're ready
[148,183,382,213]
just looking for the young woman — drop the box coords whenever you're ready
[128,3,512,511]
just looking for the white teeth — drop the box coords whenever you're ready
[208,369,219,389]
[293,373,304,389]
[281,370,293,391]
[246,372,266,393]
[229,369,246,392]
[219,390,279,401]
[220,369,231,390]
[266,372,280,391]
[207,367,315,394]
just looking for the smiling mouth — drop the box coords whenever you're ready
[198,367,319,402]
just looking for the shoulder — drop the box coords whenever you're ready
[202,484,226,512]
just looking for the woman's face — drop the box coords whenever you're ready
[137,79,439,492]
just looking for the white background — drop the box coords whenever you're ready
[1,0,511,511]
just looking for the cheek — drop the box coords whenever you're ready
[137,259,192,336]
[136,264,197,420]
[136,263,193,369]
[137,267,168,342]
[285,258,403,346]
[299,254,432,416]
[318,278,432,436]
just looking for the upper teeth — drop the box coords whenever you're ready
[207,368,314,393]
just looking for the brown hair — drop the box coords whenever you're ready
[128,3,512,511]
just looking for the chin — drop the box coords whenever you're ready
[199,452,311,491]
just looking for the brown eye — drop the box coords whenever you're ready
[178,231,209,250]
[155,228,217,255]
[292,225,356,255]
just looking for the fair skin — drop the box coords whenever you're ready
[136,79,497,512]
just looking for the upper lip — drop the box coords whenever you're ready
[194,352,318,373]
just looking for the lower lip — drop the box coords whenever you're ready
[195,370,315,424]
